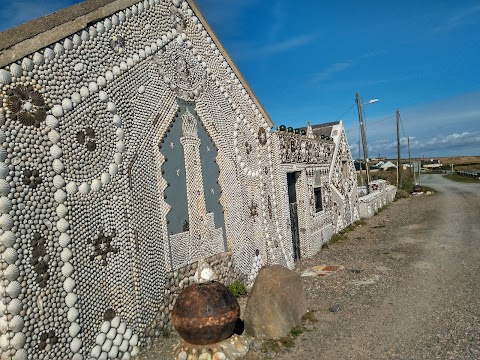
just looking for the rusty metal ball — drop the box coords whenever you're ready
[172,281,240,345]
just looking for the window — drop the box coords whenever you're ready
[314,187,323,212]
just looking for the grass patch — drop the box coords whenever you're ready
[322,219,366,249]
[227,280,247,298]
[444,173,480,183]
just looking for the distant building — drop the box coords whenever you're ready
[422,159,442,168]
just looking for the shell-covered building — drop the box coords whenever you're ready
[0,0,374,359]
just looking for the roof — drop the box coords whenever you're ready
[298,121,340,138]
[0,0,273,127]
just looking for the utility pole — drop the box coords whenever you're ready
[396,109,402,188]
[408,136,412,177]
[356,93,370,193]
[358,139,364,186]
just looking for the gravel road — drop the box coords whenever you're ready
[140,174,480,359]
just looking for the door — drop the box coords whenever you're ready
[287,172,301,261]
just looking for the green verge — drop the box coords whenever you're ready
[444,173,480,183]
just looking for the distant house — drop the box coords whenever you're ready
[422,159,442,168]
[371,161,397,171]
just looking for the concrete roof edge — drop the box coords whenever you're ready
[0,0,139,68]
[187,0,274,128]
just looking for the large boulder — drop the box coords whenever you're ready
[244,265,307,339]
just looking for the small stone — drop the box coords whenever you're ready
[329,304,341,313]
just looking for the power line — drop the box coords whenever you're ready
[335,103,356,122]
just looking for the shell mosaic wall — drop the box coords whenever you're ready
[0,0,385,358]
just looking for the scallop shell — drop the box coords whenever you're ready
[6,281,21,298]
[66,182,78,194]
[106,327,116,340]
[54,189,67,204]
[109,164,118,177]
[52,159,64,174]
[0,213,13,230]
[102,338,112,352]
[101,173,111,185]
[117,322,126,335]
[78,182,90,194]
[44,47,55,60]
[56,218,70,232]
[62,262,74,277]
[73,34,82,45]
[51,105,64,117]
[65,292,78,308]
[70,337,82,353]
[91,179,102,192]
[33,52,44,65]
[59,233,71,247]
[13,348,28,360]
[0,334,8,351]
[98,90,108,101]
[56,203,68,218]
[69,322,81,337]
[67,307,79,322]
[111,316,121,329]
[11,332,26,350]
[119,339,129,353]
[61,248,73,262]
[45,115,59,129]
[0,196,12,212]
[54,43,65,55]
[0,69,12,85]
[81,30,90,41]
[0,162,9,178]
[109,346,119,358]
[116,141,125,153]
[0,231,15,247]
[4,264,20,281]
[10,315,24,332]
[113,114,122,127]
[114,153,123,165]
[53,175,65,189]
[10,63,23,78]
[50,144,63,159]
[62,98,73,111]
[21,58,34,71]
[48,129,61,144]
[129,334,138,346]
[7,299,23,315]
[0,130,5,144]
[71,92,81,104]
[123,328,132,341]
[100,321,110,334]
[107,102,116,113]
[63,277,76,292]
[91,345,102,358]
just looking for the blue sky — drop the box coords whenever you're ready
[1,0,480,158]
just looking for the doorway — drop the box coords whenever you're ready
[287,172,301,261]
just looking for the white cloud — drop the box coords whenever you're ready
[433,5,480,33]
[312,62,352,82]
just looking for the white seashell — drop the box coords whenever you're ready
[0,129,5,143]
[59,233,71,247]
[129,334,138,346]
[54,43,65,55]
[71,92,81,104]
[123,328,132,341]
[6,281,21,298]
[102,338,112,353]
[56,218,70,232]
[10,315,24,332]
[117,322,126,335]
[0,69,12,85]
[62,98,73,111]
[0,231,15,247]
[107,102,116,113]
[109,163,118,176]
[0,213,13,230]
[116,141,125,153]
[48,129,61,144]
[112,14,119,25]
[101,173,111,185]
[80,86,89,98]
[119,339,129,353]
[109,345,119,358]
[69,322,81,337]
[91,345,102,358]
[45,115,59,128]
[106,327,116,340]
[100,321,110,334]
[99,91,108,102]
[111,316,121,328]
[0,162,9,178]
[137,85,145,94]
[33,52,44,65]
[11,332,26,350]
[4,263,20,281]
[113,333,122,346]
[53,175,65,189]
[61,248,72,262]
[54,189,67,203]
[112,66,121,76]
[106,71,114,82]
[96,22,105,33]
[66,182,78,194]
[97,76,107,88]
[51,105,64,117]
[0,334,8,351]
[50,144,63,159]
[96,332,106,345]
[67,307,79,322]
[44,47,55,60]
[89,27,98,38]
[21,58,34,71]
[89,81,99,93]
[63,277,76,292]
[56,203,68,218]
[52,159,64,174]
[0,179,9,196]
[10,63,23,78]
[0,317,9,332]
[91,179,102,192]
[104,18,112,30]
[200,267,214,281]
[13,348,28,360]
[0,147,6,161]
[116,128,125,141]
[73,34,82,45]
[119,11,126,21]
[3,247,18,264]
[114,153,123,165]
[0,196,12,212]
[70,337,82,353]
[131,346,139,356]
[64,38,74,50]
[112,114,121,127]
[120,61,127,71]
[65,292,77,307]
[78,182,90,194]
[7,299,23,315]
[81,30,90,41]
